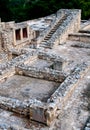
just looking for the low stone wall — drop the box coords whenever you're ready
[38,50,67,71]
[38,50,65,62]
[16,65,67,83]
[47,63,88,110]
[68,33,90,43]
[0,95,56,126]
[0,50,37,81]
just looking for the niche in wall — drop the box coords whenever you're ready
[15,29,21,40]
[23,28,28,38]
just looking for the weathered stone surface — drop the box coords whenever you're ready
[0,8,90,129]
[68,33,90,43]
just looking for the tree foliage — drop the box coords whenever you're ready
[0,0,90,22]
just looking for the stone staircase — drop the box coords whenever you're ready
[41,15,67,48]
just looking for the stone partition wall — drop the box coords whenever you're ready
[16,65,66,83]
[0,50,37,81]
[38,50,68,70]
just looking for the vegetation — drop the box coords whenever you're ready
[0,0,90,22]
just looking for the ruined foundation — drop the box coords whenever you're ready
[0,9,90,130]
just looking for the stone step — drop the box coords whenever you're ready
[46,34,52,36]
[79,30,90,34]
[44,36,51,39]
[43,40,49,42]
[41,41,46,44]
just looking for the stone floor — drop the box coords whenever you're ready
[43,40,90,74]
[0,75,59,102]
[26,58,53,69]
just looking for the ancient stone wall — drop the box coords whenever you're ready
[38,50,68,70]
[16,64,66,83]
[68,33,90,43]
[1,29,13,51]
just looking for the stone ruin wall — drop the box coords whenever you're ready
[16,64,66,83]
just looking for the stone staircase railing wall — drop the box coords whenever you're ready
[32,10,65,45]
[40,9,81,48]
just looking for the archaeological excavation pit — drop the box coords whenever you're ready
[0,62,87,126]
[0,60,67,125]
[0,70,65,126]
